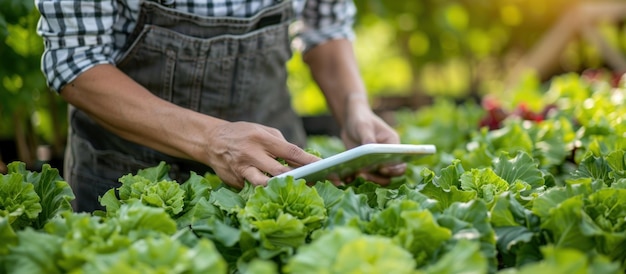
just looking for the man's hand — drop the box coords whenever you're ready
[339,93,399,149]
[303,39,407,186]
[203,121,321,188]
[339,95,406,186]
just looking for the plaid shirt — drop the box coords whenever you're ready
[36,0,356,92]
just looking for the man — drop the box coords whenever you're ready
[36,0,403,212]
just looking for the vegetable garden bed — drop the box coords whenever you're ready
[2,72,626,273]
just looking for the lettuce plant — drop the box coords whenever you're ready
[238,176,326,254]
[284,226,415,274]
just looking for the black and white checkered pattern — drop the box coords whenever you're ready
[36,0,356,92]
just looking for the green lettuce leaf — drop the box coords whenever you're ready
[0,171,41,231]
[238,259,278,274]
[3,228,64,274]
[485,120,534,157]
[395,208,452,267]
[7,162,74,229]
[490,192,543,267]
[179,171,212,213]
[283,226,415,274]
[532,179,601,219]
[531,117,576,169]
[572,154,612,186]
[375,184,440,212]
[580,188,626,262]
[254,213,306,253]
[120,176,185,216]
[133,161,171,182]
[456,140,496,170]
[611,178,626,189]
[192,215,240,247]
[82,237,227,274]
[243,176,326,232]
[437,200,497,271]
[539,196,595,250]
[43,212,132,271]
[190,215,243,268]
[420,181,476,210]
[579,136,626,166]
[239,176,326,253]
[325,188,373,229]
[433,159,465,190]
[353,180,382,209]
[210,187,246,215]
[498,245,621,274]
[494,226,542,267]
[494,151,544,189]
[313,181,345,211]
[0,216,17,255]
[606,150,626,181]
[42,203,177,272]
[460,168,509,203]
[490,191,538,229]
[114,202,178,236]
[100,163,186,217]
[364,199,422,238]
[417,240,487,274]
[176,196,225,228]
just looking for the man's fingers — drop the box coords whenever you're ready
[271,143,321,167]
[255,155,294,177]
[260,125,286,139]
[241,167,271,187]
[355,171,391,186]
[359,127,377,145]
[379,163,407,177]
[326,173,344,187]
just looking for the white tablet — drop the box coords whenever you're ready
[273,143,436,183]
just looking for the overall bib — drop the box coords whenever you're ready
[67,0,307,212]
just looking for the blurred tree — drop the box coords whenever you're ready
[506,2,626,86]
[347,0,625,99]
[0,0,67,171]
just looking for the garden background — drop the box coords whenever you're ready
[2,0,626,173]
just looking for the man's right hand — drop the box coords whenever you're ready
[61,64,319,189]
[202,121,321,188]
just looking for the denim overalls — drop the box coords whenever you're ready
[67,0,306,212]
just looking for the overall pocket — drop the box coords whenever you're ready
[116,25,176,103]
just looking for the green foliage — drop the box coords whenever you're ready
[0,2,67,167]
[0,6,48,131]
[3,16,626,274]
[283,226,416,274]
[0,170,41,231]
[239,177,327,253]
[288,0,626,113]
[0,161,73,256]
[100,162,186,216]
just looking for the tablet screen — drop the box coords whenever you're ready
[274,144,436,183]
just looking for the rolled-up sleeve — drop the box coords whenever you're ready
[297,0,356,52]
[36,0,117,92]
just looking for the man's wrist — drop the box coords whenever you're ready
[340,92,372,127]
[344,92,369,108]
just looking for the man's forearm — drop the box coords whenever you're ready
[303,39,370,128]
[60,64,227,161]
